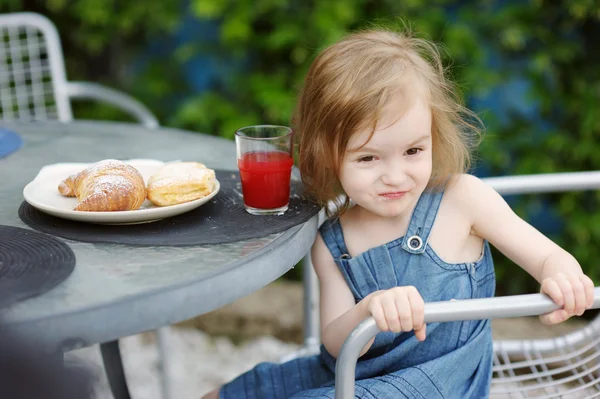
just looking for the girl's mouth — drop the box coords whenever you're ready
[379,191,407,200]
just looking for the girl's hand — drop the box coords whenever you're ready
[539,273,595,325]
[367,286,426,341]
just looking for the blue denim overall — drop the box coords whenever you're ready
[220,187,496,399]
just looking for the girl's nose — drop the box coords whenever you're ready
[380,162,407,186]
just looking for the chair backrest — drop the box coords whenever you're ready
[0,12,72,122]
[492,315,600,397]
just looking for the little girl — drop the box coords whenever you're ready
[203,28,595,399]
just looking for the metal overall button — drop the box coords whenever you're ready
[340,253,351,260]
[407,235,423,251]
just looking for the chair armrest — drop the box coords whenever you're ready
[334,287,600,399]
[483,171,600,195]
[64,81,159,129]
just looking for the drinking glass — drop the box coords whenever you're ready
[235,125,294,216]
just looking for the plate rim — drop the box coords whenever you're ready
[22,179,221,223]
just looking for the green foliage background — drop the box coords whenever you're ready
[4,0,600,295]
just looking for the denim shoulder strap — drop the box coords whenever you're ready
[318,218,351,261]
[400,184,447,254]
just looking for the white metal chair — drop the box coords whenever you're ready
[335,171,600,398]
[0,11,170,399]
[0,11,158,127]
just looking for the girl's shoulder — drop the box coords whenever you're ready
[441,173,505,226]
[437,174,489,223]
[443,173,487,204]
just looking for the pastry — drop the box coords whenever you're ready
[147,162,216,206]
[58,159,147,211]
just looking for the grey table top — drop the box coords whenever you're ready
[0,120,318,352]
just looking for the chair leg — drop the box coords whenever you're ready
[302,252,321,350]
[156,327,172,399]
[100,340,132,399]
[279,253,321,363]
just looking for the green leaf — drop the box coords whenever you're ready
[191,0,228,18]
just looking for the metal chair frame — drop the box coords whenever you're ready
[335,171,600,399]
[0,12,158,128]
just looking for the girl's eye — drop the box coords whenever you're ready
[357,156,375,163]
[406,148,422,156]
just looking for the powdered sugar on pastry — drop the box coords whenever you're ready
[77,160,143,196]
[58,159,147,211]
[147,162,216,206]
[89,175,136,194]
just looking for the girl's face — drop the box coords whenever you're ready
[339,94,433,220]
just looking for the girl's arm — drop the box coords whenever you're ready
[457,174,595,324]
[312,233,426,358]
[311,233,373,358]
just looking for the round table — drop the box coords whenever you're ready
[0,120,318,398]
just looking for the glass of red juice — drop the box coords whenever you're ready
[235,125,294,215]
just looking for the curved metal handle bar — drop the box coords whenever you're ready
[483,171,600,195]
[334,287,600,399]
[65,81,159,129]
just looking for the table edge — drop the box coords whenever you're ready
[3,215,319,352]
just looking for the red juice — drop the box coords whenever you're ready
[238,151,293,209]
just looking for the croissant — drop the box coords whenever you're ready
[58,159,147,212]
[147,162,216,206]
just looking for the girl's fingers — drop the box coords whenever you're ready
[371,287,428,340]
[414,323,427,342]
[407,289,425,333]
[395,294,413,333]
[540,273,595,324]
[541,278,564,307]
[539,312,551,325]
[410,293,426,342]
[579,275,595,309]
[567,274,586,316]
[370,301,389,332]
[554,274,575,315]
[382,298,401,333]
[540,277,567,325]
[540,309,569,325]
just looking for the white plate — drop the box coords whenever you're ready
[23,160,220,225]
